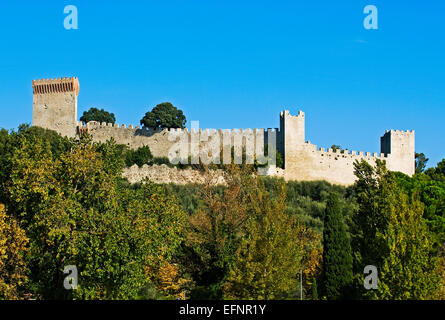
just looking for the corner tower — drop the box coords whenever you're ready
[32,77,79,138]
[380,129,415,176]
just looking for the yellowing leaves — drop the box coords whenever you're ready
[0,204,28,300]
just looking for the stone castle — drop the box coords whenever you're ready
[32,77,415,186]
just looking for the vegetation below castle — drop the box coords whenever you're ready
[0,125,444,300]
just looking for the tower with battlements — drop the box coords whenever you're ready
[279,109,415,184]
[32,77,79,138]
[381,129,415,176]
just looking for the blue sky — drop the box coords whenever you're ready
[0,1,443,167]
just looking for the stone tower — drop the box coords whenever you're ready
[380,130,415,176]
[32,77,79,138]
[279,110,305,168]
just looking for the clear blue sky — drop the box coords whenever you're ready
[0,1,443,167]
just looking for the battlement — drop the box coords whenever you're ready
[315,145,388,159]
[30,76,415,185]
[78,121,280,136]
[384,129,415,135]
[32,77,80,96]
[280,109,304,118]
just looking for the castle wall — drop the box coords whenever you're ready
[122,164,226,185]
[79,121,275,162]
[31,77,415,186]
[283,143,388,185]
[82,121,173,157]
[280,109,414,185]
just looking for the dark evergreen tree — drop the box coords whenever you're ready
[415,152,429,174]
[140,102,186,129]
[125,145,153,167]
[312,278,319,300]
[80,107,116,124]
[321,193,353,299]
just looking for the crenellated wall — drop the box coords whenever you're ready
[78,120,275,161]
[280,109,415,185]
[282,141,390,185]
[31,77,415,186]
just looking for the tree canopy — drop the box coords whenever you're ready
[140,102,186,129]
[80,107,116,124]
[0,122,444,300]
[321,193,353,299]
[351,159,439,299]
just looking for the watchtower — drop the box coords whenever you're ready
[32,77,79,138]
[279,110,305,167]
[380,129,415,176]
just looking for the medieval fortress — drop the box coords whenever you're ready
[31,77,415,186]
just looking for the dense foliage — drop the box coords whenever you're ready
[0,124,443,300]
[140,102,186,129]
[80,107,116,124]
[321,193,353,299]
[351,160,440,299]
[0,126,185,299]
[125,145,153,167]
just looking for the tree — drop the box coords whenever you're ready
[184,165,255,299]
[331,145,342,152]
[80,107,116,124]
[4,134,186,299]
[321,193,353,299]
[223,179,302,299]
[351,159,439,299]
[145,257,192,300]
[125,145,153,167]
[311,279,319,300]
[415,152,429,174]
[0,204,28,300]
[425,159,445,182]
[140,102,186,129]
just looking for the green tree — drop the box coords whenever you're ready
[223,179,302,299]
[140,102,186,129]
[321,193,353,299]
[311,278,319,300]
[415,152,429,174]
[4,134,185,299]
[352,159,439,299]
[0,204,28,300]
[80,107,116,124]
[184,165,255,299]
[425,159,445,182]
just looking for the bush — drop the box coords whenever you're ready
[125,146,153,167]
[152,157,174,167]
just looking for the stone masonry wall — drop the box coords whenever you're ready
[122,164,226,185]
[31,77,415,186]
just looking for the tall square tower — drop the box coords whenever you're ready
[32,77,79,138]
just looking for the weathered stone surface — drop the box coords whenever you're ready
[32,78,79,138]
[31,77,415,186]
[279,111,415,185]
[122,164,226,185]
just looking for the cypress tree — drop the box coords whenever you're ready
[322,193,353,299]
[312,278,319,300]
